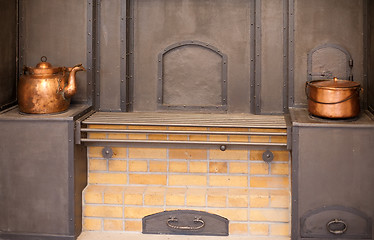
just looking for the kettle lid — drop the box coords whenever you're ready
[26,56,64,75]
[35,56,53,69]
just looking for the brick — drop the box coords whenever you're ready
[125,220,142,232]
[189,134,208,141]
[111,147,127,159]
[250,223,269,235]
[169,175,207,186]
[169,149,207,160]
[250,150,289,162]
[272,151,290,161]
[166,188,186,206]
[210,127,248,132]
[83,218,102,231]
[250,128,286,133]
[228,189,248,207]
[207,189,227,207]
[89,173,127,185]
[271,163,289,175]
[129,174,167,185]
[129,160,148,172]
[209,135,228,141]
[128,148,167,159]
[209,175,248,187]
[104,219,123,231]
[85,190,103,204]
[250,136,270,143]
[128,125,167,130]
[144,187,164,206]
[210,149,248,160]
[229,135,249,142]
[189,161,208,173]
[124,192,143,205]
[128,134,147,140]
[84,205,123,218]
[230,223,248,234]
[107,133,128,140]
[249,209,289,222]
[88,132,106,139]
[124,207,164,219]
[250,176,289,188]
[209,208,248,221]
[229,162,248,174]
[186,188,206,206]
[168,126,208,131]
[89,124,127,129]
[209,162,227,173]
[149,161,167,172]
[148,134,167,140]
[89,159,107,171]
[168,134,188,141]
[271,136,288,143]
[169,161,188,173]
[104,191,123,204]
[270,223,290,236]
[249,190,269,207]
[108,160,127,172]
[250,162,269,175]
[270,190,290,208]
[88,147,104,158]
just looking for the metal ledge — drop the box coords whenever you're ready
[78,112,290,150]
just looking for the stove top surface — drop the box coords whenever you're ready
[289,108,374,128]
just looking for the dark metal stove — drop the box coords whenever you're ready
[290,108,374,240]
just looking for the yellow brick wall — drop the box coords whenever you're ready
[83,125,290,238]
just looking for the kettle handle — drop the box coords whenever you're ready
[22,66,29,74]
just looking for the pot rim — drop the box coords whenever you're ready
[307,79,361,90]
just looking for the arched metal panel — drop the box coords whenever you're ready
[157,40,227,111]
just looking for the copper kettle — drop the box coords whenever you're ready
[18,56,85,114]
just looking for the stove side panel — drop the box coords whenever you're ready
[0,120,72,237]
[293,126,374,239]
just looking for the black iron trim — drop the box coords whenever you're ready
[94,0,101,110]
[127,0,135,111]
[363,0,368,111]
[68,121,75,235]
[254,0,262,114]
[291,126,299,240]
[0,232,75,240]
[157,40,228,111]
[283,0,289,113]
[249,0,256,114]
[120,0,128,111]
[288,0,295,108]
[86,0,94,106]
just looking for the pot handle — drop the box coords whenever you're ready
[305,81,361,105]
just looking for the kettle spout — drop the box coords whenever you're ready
[63,64,85,99]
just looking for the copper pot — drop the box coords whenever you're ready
[306,78,361,119]
[18,56,85,114]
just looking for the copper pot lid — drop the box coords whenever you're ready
[26,56,64,75]
[309,78,361,89]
